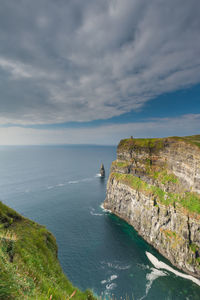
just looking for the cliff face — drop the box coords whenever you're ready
[104,135,200,278]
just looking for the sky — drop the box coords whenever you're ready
[0,0,200,145]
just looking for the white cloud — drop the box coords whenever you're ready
[0,114,199,145]
[0,58,32,79]
[0,0,199,124]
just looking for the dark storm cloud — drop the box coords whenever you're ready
[0,0,200,124]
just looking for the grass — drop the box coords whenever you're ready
[111,172,200,215]
[118,134,200,152]
[118,138,165,152]
[0,201,95,300]
[152,169,179,184]
[160,229,177,239]
[159,229,185,250]
[189,243,200,266]
[112,159,179,186]
[172,135,200,148]
[189,243,200,254]
[111,161,130,168]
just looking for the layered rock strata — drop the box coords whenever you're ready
[104,136,200,278]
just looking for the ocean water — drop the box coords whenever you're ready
[0,145,200,299]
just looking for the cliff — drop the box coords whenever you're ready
[104,135,200,278]
[0,201,95,300]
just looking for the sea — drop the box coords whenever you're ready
[0,145,200,300]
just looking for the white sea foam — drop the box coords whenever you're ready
[107,262,130,270]
[101,261,131,270]
[90,207,103,216]
[106,283,117,290]
[140,252,200,300]
[117,264,131,270]
[138,263,150,270]
[47,185,54,189]
[95,173,101,177]
[101,274,118,286]
[68,177,94,184]
[100,203,112,213]
[146,252,200,287]
[81,177,93,182]
[102,274,118,292]
[56,183,65,187]
[90,212,103,216]
[139,267,166,300]
[68,180,79,184]
[110,274,118,281]
[48,182,66,189]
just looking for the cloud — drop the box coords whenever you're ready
[0,0,200,125]
[0,114,199,145]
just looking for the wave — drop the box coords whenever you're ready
[56,183,65,187]
[100,203,112,213]
[47,174,98,190]
[146,252,200,287]
[47,182,67,189]
[101,274,118,292]
[108,262,131,270]
[110,274,118,281]
[47,185,54,189]
[95,173,101,177]
[101,274,118,285]
[139,267,166,300]
[106,283,117,290]
[101,260,131,270]
[68,177,94,184]
[68,180,79,184]
[90,207,103,216]
[137,263,150,271]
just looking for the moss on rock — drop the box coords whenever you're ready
[111,172,200,215]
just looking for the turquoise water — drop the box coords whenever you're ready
[0,145,200,299]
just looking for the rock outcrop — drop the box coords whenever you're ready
[100,163,105,177]
[104,135,200,278]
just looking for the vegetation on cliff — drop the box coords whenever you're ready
[111,172,200,216]
[105,135,200,278]
[0,201,95,300]
[113,134,200,216]
[118,135,200,152]
[118,137,165,152]
[112,160,179,184]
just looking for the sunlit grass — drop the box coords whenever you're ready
[118,135,200,152]
[0,201,96,300]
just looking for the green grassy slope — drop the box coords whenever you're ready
[0,201,95,300]
[118,134,200,151]
[178,135,200,147]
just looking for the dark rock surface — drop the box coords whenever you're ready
[100,163,105,177]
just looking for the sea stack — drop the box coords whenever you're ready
[100,163,105,177]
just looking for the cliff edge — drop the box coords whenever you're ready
[0,201,95,299]
[104,135,200,278]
